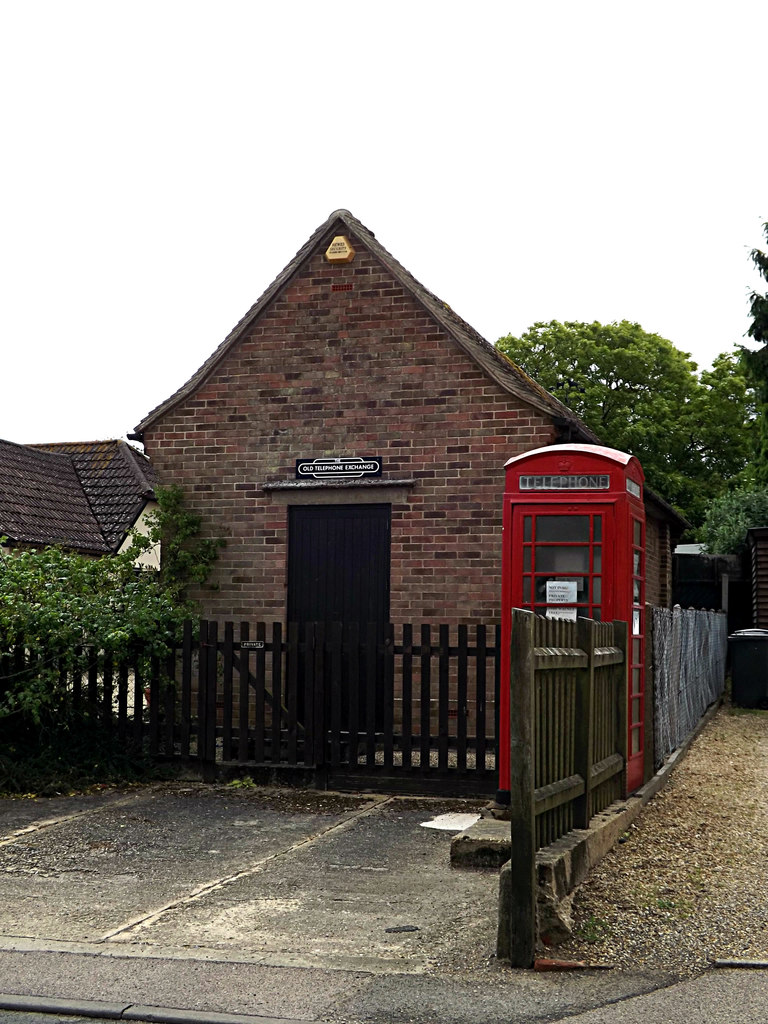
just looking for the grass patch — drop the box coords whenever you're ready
[574,915,612,943]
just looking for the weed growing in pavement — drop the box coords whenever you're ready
[227,776,258,789]
[575,915,612,943]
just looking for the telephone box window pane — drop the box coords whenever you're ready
[593,607,602,621]
[523,548,531,572]
[632,697,643,724]
[632,639,642,663]
[524,516,532,542]
[593,577,602,602]
[633,519,642,545]
[631,727,642,755]
[593,517,602,542]
[633,579,641,603]
[632,667,642,695]
[535,546,590,573]
[633,550,641,575]
[523,577,532,602]
[593,547,602,572]
[633,609,641,635]
[535,516,590,542]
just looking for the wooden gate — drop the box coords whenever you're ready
[156,620,501,796]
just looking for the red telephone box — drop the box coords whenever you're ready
[499,444,646,799]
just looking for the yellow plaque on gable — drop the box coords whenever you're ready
[325,235,356,264]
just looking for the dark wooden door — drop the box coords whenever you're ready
[287,504,391,738]
[287,504,391,628]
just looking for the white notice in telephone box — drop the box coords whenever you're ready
[546,581,578,621]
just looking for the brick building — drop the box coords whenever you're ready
[131,209,683,629]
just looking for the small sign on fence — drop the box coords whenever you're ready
[240,640,266,650]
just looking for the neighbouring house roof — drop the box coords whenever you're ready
[0,438,155,555]
[133,209,599,440]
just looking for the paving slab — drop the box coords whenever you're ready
[1,788,380,945]
[0,787,499,971]
[111,799,499,971]
[0,791,139,839]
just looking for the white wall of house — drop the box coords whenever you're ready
[120,500,161,569]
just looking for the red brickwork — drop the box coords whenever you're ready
[142,233,556,626]
[644,515,674,609]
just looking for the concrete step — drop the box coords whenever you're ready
[450,818,511,869]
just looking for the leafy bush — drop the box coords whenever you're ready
[0,486,222,792]
[0,543,186,723]
[699,487,768,555]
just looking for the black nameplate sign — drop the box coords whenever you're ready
[240,640,265,650]
[296,457,382,480]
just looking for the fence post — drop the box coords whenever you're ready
[203,619,218,781]
[671,604,682,749]
[500,607,536,967]
[574,617,595,829]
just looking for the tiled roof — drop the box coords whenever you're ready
[133,209,599,441]
[0,439,110,553]
[0,439,154,554]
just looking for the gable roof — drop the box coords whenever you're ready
[0,439,155,555]
[133,209,598,440]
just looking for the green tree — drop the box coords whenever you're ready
[747,222,768,345]
[497,321,754,526]
[134,484,225,601]
[699,487,768,555]
[741,222,768,486]
[0,543,186,723]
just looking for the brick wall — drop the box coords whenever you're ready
[645,513,674,609]
[143,233,555,626]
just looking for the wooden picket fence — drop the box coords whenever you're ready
[0,621,501,796]
[188,619,501,794]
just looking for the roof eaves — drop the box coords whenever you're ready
[644,487,691,535]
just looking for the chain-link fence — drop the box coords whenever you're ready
[652,605,727,768]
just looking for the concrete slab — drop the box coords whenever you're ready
[0,791,140,842]
[450,818,510,869]
[1,788,379,944]
[0,786,498,974]
[103,799,499,972]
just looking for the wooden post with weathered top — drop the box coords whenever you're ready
[498,607,537,967]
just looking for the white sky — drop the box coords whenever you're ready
[2,0,767,444]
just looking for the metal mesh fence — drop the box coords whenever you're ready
[652,605,727,767]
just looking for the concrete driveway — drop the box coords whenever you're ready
[0,784,499,975]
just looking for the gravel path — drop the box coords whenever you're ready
[553,703,768,976]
